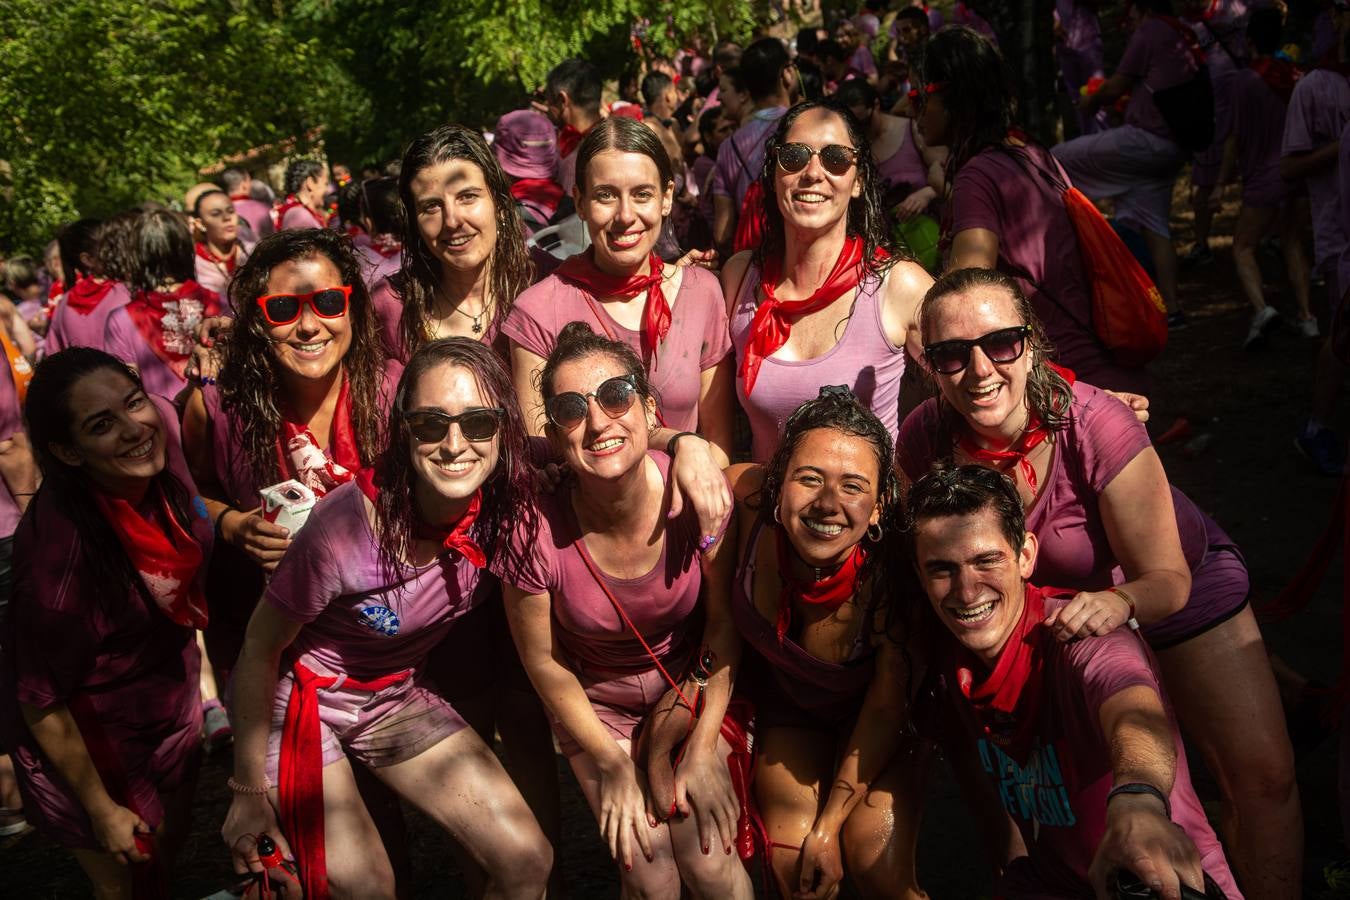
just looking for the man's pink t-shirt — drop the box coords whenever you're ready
[712,107,788,208]
[103,307,188,400]
[1230,67,1292,208]
[45,282,131,354]
[1116,16,1200,141]
[1282,68,1350,272]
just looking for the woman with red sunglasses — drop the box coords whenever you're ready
[897,268,1301,900]
[720,99,932,463]
[221,338,552,898]
[496,322,750,899]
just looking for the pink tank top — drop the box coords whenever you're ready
[731,263,905,462]
[875,119,929,197]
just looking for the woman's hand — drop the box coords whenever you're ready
[668,437,731,545]
[221,792,292,875]
[0,432,39,501]
[1044,590,1133,642]
[186,315,233,384]
[795,826,845,899]
[894,187,935,221]
[673,744,739,857]
[595,750,655,872]
[221,508,292,571]
[90,801,152,865]
[1104,389,1150,424]
[676,248,719,271]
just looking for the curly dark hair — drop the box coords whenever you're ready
[919,267,1073,460]
[25,348,194,598]
[95,210,144,284]
[372,337,538,584]
[755,99,902,280]
[394,124,534,359]
[537,321,660,433]
[283,158,326,196]
[217,228,388,491]
[904,463,1026,554]
[919,26,1018,183]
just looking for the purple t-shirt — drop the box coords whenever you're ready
[730,263,905,462]
[1055,0,1103,86]
[949,144,1145,393]
[492,452,702,675]
[232,197,275,242]
[265,481,494,679]
[503,264,731,432]
[1117,16,1200,140]
[713,107,788,207]
[898,381,1215,589]
[279,203,327,232]
[1230,67,1291,208]
[1282,68,1350,270]
[848,45,877,78]
[44,282,131,355]
[103,306,188,400]
[944,599,1241,898]
[691,154,717,227]
[0,346,24,539]
[356,239,402,289]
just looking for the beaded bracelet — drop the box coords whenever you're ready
[227,776,272,795]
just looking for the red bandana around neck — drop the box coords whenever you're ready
[558,124,587,159]
[125,281,221,380]
[368,234,402,259]
[354,469,487,567]
[274,374,360,498]
[274,195,327,230]
[556,248,670,363]
[511,178,565,216]
[957,363,1076,494]
[740,235,879,395]
[773,526,867,642]
[64,274,116,315]
[94,484,209,629]
[194,241,237,274]
[1252,56,1301,104]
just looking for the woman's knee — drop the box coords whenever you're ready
[326,853,397,900]
[483,822,553,893]
[677,845,749,899]
[618,854,683,900]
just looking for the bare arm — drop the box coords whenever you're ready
[510,341,550,438]
[1081,71,1135,111]
[880,259,933,364]
[948,227,1000,271]
[696,358,736,458]
[1281,141,1341,182]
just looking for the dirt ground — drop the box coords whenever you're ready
[3,180,1347,897]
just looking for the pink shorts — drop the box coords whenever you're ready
[265,658,466,781]
[554,650,692,758]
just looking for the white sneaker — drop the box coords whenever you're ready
[1297,317,1321,338]
[1244,306,1280,349]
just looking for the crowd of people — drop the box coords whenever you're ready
[0,1,1344,897]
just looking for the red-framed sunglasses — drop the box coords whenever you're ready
[907,81,945,108]
[255,285,352,326]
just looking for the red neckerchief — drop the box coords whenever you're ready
[1155,14,1207,65]
[124,281,221,379]
[773,525,867,642]
[273,374,360,499]
[511,178,565,217]
[1253,56,1302,104]
[741,235,879,395]
[556,248,670,364]
[93,484,208,629]
[229,193,250,202]
[47,279,64,301]
[273,195,328,230]
[64,274,115,315]
[354,468,487,567]
[953,583,1070,753]
[368,233,402,259]
[558,123,587,159]
[957,363,1076,494]
[194,241,237,275]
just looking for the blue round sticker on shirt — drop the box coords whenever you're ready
[358,606,400,637]
[192,496,209,520]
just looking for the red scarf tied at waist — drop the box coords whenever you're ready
[94,485,209,629]
[194,241,238,275]
[64,274,116,315]
[355,467,487,568]
[740,235,882,395]
[957,363,1076,494]
[274,375,361,499]
[279,660,410,900]
[556,248,670,364]
[774,526,867,642]
[125,281,221,380]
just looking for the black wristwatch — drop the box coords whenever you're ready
[1106,782,1172,820]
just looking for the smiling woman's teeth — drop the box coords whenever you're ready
[589,437,624,452]
[793,192,828,203]
[294,341,328,353]
[801,518,843,536]
[970,384,999,398]
[434,459,472,473]
[446,235,472,247]
[124,439,153,459]
[952,599,996,622]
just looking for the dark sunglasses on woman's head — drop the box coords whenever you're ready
[774,142,859,176]
[907,81,945,110]
[545,374,640,431]
[923,326,1032,375]
[255,285,352,327]
[404,407,504,443]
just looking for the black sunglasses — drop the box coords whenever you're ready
[924,326,1032,375]
[403,407,504,443]
[775,142,859,176]
[545,374,640,431]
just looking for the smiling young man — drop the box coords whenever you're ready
[906,465,1242,900]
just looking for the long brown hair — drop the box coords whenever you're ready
[395,125,533,358]
[218,229,388,490]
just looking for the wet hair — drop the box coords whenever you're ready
[25,348,193,598]
[741,37,792,101]
[220,168,248,194]
[56,218,102,288]
[756,99,901,280]
[218,228,387,491]
[921,26,1018,180]
[361,176,402,236]
[395,123,533,359]
[546,58,602,114]
[373,337,538,584]
[283,158,326,196]
[918,267,1072,455]
[95,210,144,285]
[192,188,228,219]
[1247,7,1283,56]
[835,78,879,112]
[641,71,674,109]
[537,322,658,430]
[129,210,195,292]
[905,463,1026,555]
[575,115,676,193]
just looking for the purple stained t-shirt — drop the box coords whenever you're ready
[264,481,495,680]
[713,107,788,208]
[503,263,731,433]
[1282,68,1350,273]
[1116,16,1200,140]
[944,602,1241,899]
[44,282,131,354]
[1230,67,1291,209]
[103,306,188,400]
[949,144,1146,393]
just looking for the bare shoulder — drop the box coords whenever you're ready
[720,250,755,313]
